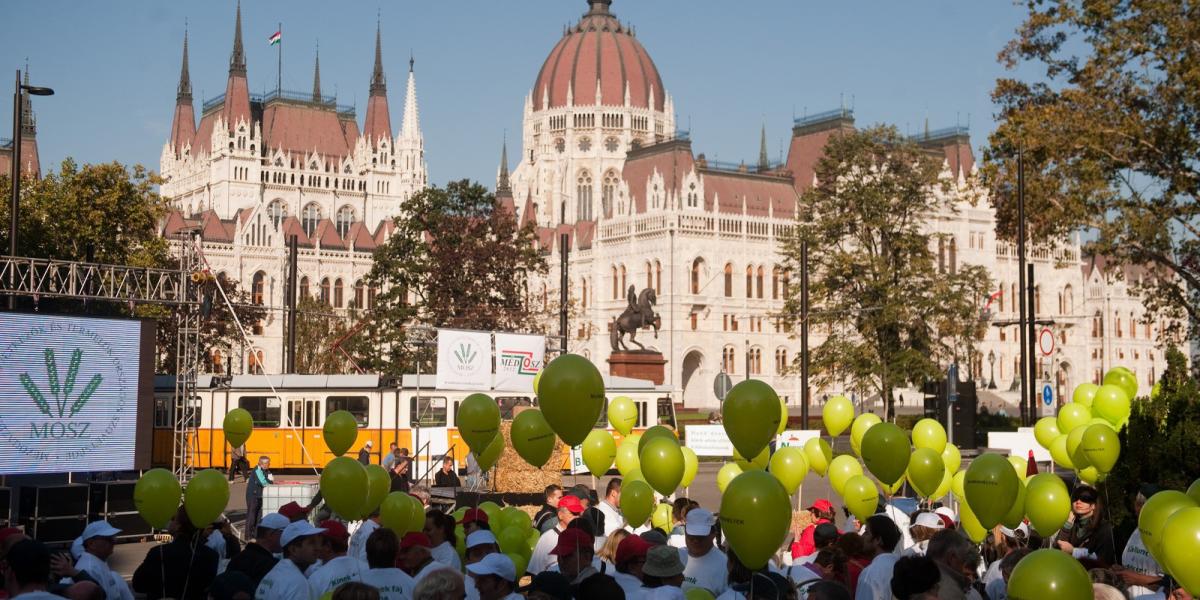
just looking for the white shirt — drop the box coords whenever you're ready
[985,577,1007,600]
[1122,529,1166,600]
[349,519,380,563]
[412,559,447,585]
[431,541,462,571]
[304,559,324,577]
[855,552,900,600]
[12,592,67,600]
[679,546,729,596]
[613,570,644,597]
[308,555,369,597]
[598,500,623,536]
[206,530,227,560]
[75,551,133,600]
[643,586,686,600]
[788,562,825,589]
[881,506,913,554]
[903,539,930,557]
[668,533,686,549]
[529,528,561,574]
[362,567,415,600]
[256,558,314,600]
[982,559,1003,586]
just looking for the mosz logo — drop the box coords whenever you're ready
[20,348,101,438]
[454,343,478,367]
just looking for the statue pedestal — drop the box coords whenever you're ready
[607,351,667,385]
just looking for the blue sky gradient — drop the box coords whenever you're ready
[1,1,1030,187]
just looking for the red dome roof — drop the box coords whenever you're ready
[532,1,666,112]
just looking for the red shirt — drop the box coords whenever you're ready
[790,518,831,559]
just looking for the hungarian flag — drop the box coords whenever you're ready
[268,30,281,46]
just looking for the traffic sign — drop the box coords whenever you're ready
[1039,328,1055,356]
[713,371,733,402]
[1040,381,1054,417]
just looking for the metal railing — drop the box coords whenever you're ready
[793,107,854,127]
[910,125,970,142]
[202,89,356,116]
[0,255,191,304]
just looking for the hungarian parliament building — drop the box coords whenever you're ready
[150,0,1171,411]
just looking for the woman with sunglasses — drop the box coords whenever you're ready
[1053,484,1116,566]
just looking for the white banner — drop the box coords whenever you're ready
[493,333,544,392]
[777,430,821,449]
[684,424,734,456]
[436,329,492,390]
[568,445,589,474]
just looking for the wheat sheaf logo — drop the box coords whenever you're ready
[19,348,103,419]
[454,343,478,367]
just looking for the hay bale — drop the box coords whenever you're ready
[493,422,566,494]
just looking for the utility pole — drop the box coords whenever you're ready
[1027,263,1038,420]
[559,233,569,355]
[800,241,810,425]
[285,234,298,373]
[1016,148,1029,425]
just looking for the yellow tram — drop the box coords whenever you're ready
[152,373,677,471]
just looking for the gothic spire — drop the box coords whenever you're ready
[400,56,421,140]
[370,20,386,96]
[758,122,769,170]
[312,46,322,101]
[177,28,192,103]
[229,1,246,76]
[497,136,511,194]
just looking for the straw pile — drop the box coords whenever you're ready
[493,421,567,493]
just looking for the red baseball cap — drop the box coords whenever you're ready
[0,527,25,545]
[278,502,312,521]
[318,520,349,542]
[458,508,489,525]
[614,534,652,567]
[400,532,432,550]
[550,529,594,556]
[558,496,585,515]
[809,499,834,513]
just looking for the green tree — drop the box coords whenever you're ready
[780,125,992,418]
[292,295,353,374]
[356,180,546,375]
[983,0,1200,340]
[147,274,267,373]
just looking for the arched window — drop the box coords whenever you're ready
[776,348,789,374]
[938,237,946,273]
[722,346,736,374]
[602,171,618,217]
[619,264,627,293]
[998,282,1005,312]
[354,280,365,308]
[1034,285,1041,314]
[302,202,322,237]
[320,277,331,306]
[782,269,791,296]
[247,350,265,375]
[645,262,653,291]
[692,258,704,294]
[300,276,311,299]
[251,271,266,305]
[336,205,355,237]
[1116,311,1123,337]
[1064,284,1074,314]
[267,200,287,227]
[772,266,781,300]
[745,265,753,297]
[724,263,734,297]
[334,278,344,308]
[577,170,594,221]
[750,348,762,375]
[581,278,589,309]
[612,265,619,299]
[654,260,662,294]
[948,237,958,274]
[756,266,764,299]
[686,182,698,208]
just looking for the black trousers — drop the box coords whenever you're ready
[244,495,262,539]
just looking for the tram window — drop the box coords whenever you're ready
[154,396,170,427]
[305,401,320,428]
[496,397,532,420]
[657,397,677,429]
[596,398,609,428]
[637,402,648,428]
[240,396,281,427]
[411,396,447,427]
[328,396,369,427]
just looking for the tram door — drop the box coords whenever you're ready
[285,397,321,466]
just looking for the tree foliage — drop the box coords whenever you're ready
[780,125,992,414]
[983,0,1200,340]
[292,295,354,375]
[356,180,546,375]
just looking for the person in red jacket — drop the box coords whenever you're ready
[791,499,836,560]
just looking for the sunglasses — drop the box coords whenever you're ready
[1074,494,1098,504]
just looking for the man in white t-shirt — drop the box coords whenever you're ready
[349,511,381,563]
[360,526,415,600]
[6,538,68,600]
[597,479,624,537]
[529,495,585,574]
[308,520,368,597]
[73,521,133,600]
[1117,487,1166,600]
[854,515,902,600]
[467,553,523,600]
[678,508,728,596]
[612,534,652,597]
[464,530,502,600]
[256,521,325,600]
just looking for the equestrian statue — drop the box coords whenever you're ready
[611,286,662,352]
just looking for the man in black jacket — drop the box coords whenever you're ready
[132,508,219,600]
[534,484,563,533]
[244,456,273,538]
[224,512,288,587]
[357,440,374,465]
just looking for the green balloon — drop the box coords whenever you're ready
[1071,383,1099,407]
[681,447,699,488]
[652,503,673,532]
[964,453,1020,529]
[822,395,854,436]
[1076,466,1102,485]
[624,468,646,485]
[538,354,605,446]
[733,446,769,471]
[828,455,863,496]
[183,469,229,529]
[931,468,953,500]
[906,448,945,498]
[608,396,638,436]
[532,370,543,395]
[620,480,655,527]
[1033,417,1061,449]
[952,469,967,500]
[1025,473,1071,537]
[1056,403,1091,436]
[1080,423,1120,474]
[134,468,182,529]
[1066,425,1090,469]
[638,425,677,454]
[478,502,502,523]
[959,498,988,543]
[911,418,947,454]
[508,552,529,579]
[1006,549,1093,600]
[1161,507,1200,595]
[1187,479,1200,506]
[777,399,789,436]
[722,380,782,460]
[223,408,253,449]
[1049,434,1074,469]
[768,446,809,495]
[686,589,717,600]
[380,492,416,535]
[458,393,501,455]
[717,462,743,493]
[1002,479,1027,530]
[941,443,961,473]
[719,470,792,570]
[1103,368,1139,402]
[321,456,367,519]
[362,464,391,519]
[582,429,617,477]
[510,409,556,468]
[474,432,505,472]
[861,422,911,485]
[1093,384,1131,428]
[1139,490,1198,563]
[525,528,540,553]
[323,410,359,456]
[615,434,642,476]
[804,437,832,477]
[850,413,881,457]
[1008,455,1029,483]
[497,526,527,556]
[842,475,879,522]
[502,507,532,532]
[640,436,685,496]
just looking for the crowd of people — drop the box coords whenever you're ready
[1,469,1195,600]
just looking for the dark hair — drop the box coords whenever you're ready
[890,555,940,599]
[331,581,380,600]
[671,497,690,522]
[365,527,400,569]
[927,529,979,570]
[566,515,597,538]
[580,507,605,535]
[814,547,849,584]
[576,572,624,599]
[5,539,50,588]
[173,506,200,541]
[544,484,562,499]
[864,515,902,553]
[605,478,622,497]
[833,532,869,560]
[806,581,851,600]
[427,511,456,547]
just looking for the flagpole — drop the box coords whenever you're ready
[276,22,282,92]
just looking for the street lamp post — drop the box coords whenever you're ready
[987,350,996,389]
[8,69,54,310]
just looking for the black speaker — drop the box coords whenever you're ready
[922,380,978,449]
[18,484,89,520]
[103,512,154,539]
[89,481,137,516]
[0,488,11,526]
[21,516,86,545]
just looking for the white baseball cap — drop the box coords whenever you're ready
[260,513,290,531]
[81,521,122,542]
[934,506,959,524]
[466,553,516,582]
[280,521,325,547]
[365,440,373,447]
[999,523,1029,539]
[913,512,945,530]
[466,530,498,549]
[684,508,716,536]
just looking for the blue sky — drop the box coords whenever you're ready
[1,1,1029,187]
